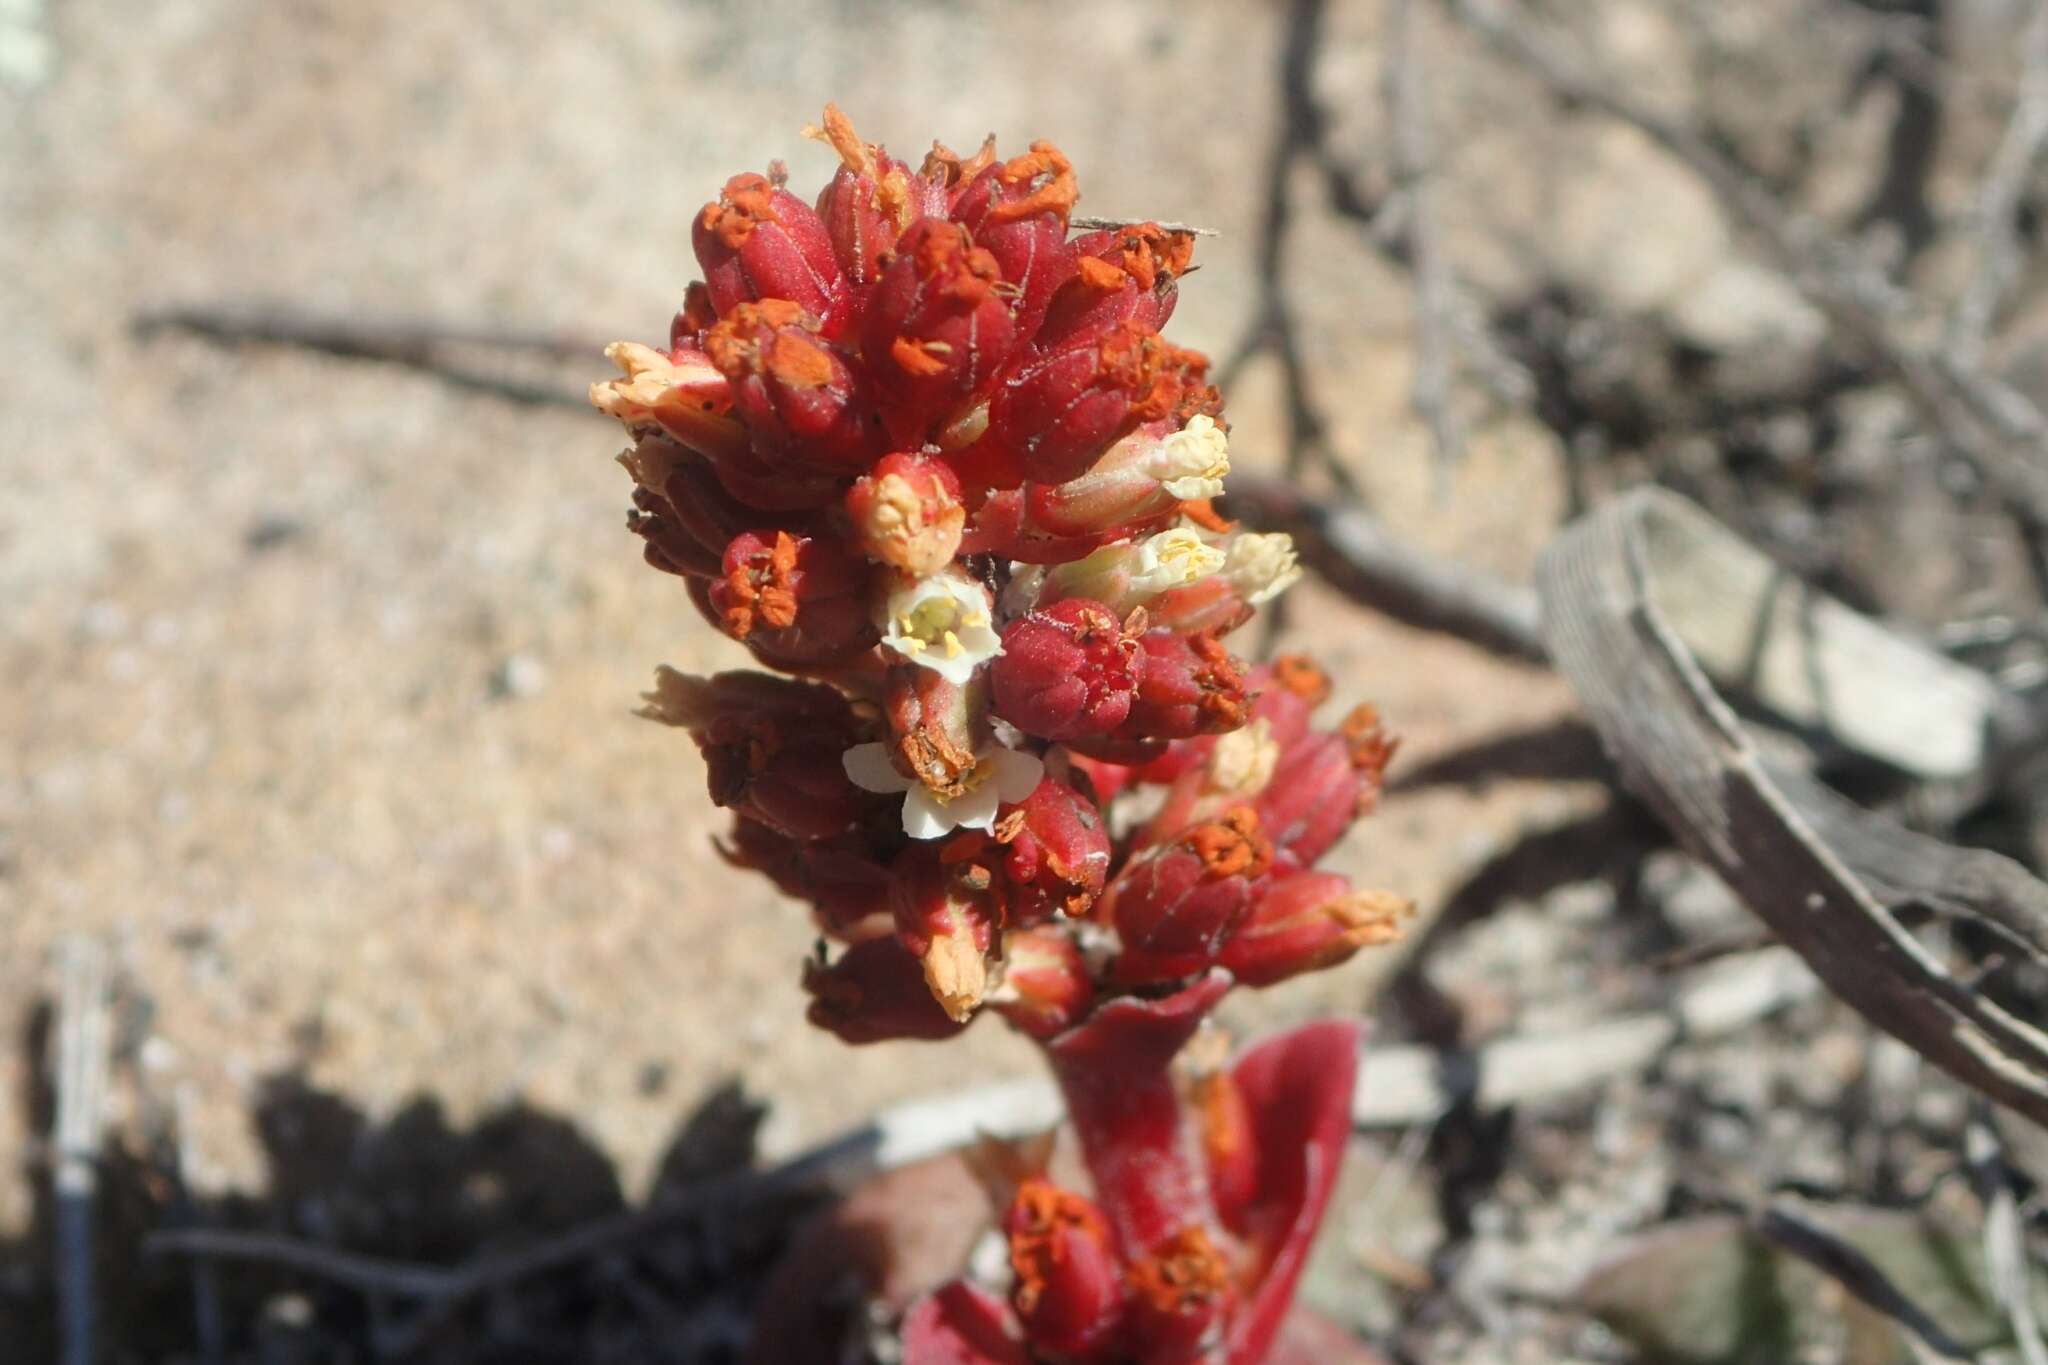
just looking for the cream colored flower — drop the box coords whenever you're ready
[1041,528,1226,615]
[1154,413,1231,500]
[842,741,1044,840]
[876,568,1003,685]
[1127,528,1228,597]
[1220,531,1302,605]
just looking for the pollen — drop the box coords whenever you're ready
[1128,1226,1232,1312]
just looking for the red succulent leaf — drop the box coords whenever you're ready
[1221,1021,1363,1365]
[1045,970,1231,1259]
[902,1281,1031,1365]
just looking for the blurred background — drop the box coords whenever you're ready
[10,0,2048,1359]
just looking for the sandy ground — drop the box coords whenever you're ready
[0,0,1607,1225]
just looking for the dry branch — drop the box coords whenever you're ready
[1384,0,1466,472]
[1537,487,2048,1125]
[1225,474,1546,662]
[1950,0,2048,362]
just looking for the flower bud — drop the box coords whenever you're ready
[889,839,1006,1021]
[1344,703,1398,816]
[692,172,849,329]
[1040,528,1227,618]
[1016,415,1232,540]
[591,342,748,465]
[860,218,1021,447]
[1091,222,1197,330]
[1248,733,1358,875]
[1032,251,1146,360]
[884,663,990,798]
[703,300,881,474]
[804,104,921,290]
[620,434,785,579]
[1254,707,1398,873]
[638,667,874,840]
[1124,1225,1234,1359]
[949,141,1078,343]
[1220,872,1413,987]
[845,452,965,575]
[1126,654,1330,787]
[987,322,1219,486]
[803,936,970,1044]
[707,529,877,665]
[990,927,1095,1038]
[1004,1179,1125,1357]
[1134,719,1283,849]
[668,282,719,350]
[1116,629,1249,742]
[994,777,1112,924]
[958,486,1137,566]
[718,818,896,937]
[1106,807,1275,984]
[990,598,1141,742]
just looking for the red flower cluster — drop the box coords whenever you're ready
[594,107,1409,1365]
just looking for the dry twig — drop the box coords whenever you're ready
[1950,0,2048,362]
[1384,0,1466,474]
[1225,474,1546,662]
[133,302,600,409]
[1756,1203,1977,1363]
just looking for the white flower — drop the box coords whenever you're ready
[1126,528,1227,597]
[1152,413,1231,500]
[1039,528,1226,614]
[876,567,1003,685]
[1220,531,1302,605]
[843,740,1045,839]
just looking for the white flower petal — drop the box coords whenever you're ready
[902,786,954,840]
[876,568,1004,682]
[991,748,1046,804]
[920,648,980,686]
[946,782,1004,834]
[842,742,915,794]
[1155,414,1230,501]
